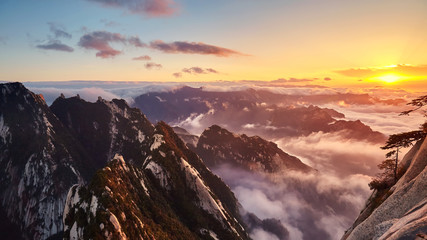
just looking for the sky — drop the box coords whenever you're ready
[1,0,427,90]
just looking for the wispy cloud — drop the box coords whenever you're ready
[48,22,72,39]
[182,67,218,74]
[100,19,120,27]
[78,31,144,58]
[172,72,182,78]
[128,36,146,47]
[335,64,427,78]
[86,0,176,17]
[35,23,74,53]
[173,67,219,78]
[37,41,74,52]
[133,55,151,61]
[145,62,162,69]
[149,40,243,56]
[272,78,313,83]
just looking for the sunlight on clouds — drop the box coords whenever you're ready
[376,74,401,83]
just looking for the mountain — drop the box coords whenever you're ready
[0,83,91,239]
[342,137,427,240]
[195,125,312,173]
[173,126,199,148]
[50,95,155,171]
[0,82,252,239]
[132,86,386,142]
[63,121,248,239]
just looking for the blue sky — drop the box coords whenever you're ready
[1,0,427,89]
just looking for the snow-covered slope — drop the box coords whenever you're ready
[0,83,89,239]
[342,137,427,240]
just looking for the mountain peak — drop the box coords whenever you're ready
[197,125,313,173]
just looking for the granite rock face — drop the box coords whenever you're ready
[342,138,427,240]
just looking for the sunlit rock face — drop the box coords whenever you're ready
[342,138,427,240]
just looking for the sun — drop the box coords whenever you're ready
[377,74,401,83]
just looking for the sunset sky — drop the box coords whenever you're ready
[1,0,427,89]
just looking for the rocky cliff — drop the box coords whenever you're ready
[342,137,427,239]
[0,83,90,239]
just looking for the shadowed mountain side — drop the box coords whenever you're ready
[0,83,92,239]
[50,95,155,171]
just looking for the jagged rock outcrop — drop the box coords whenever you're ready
[63,122,249,239]
[342,137,427,240]
[0,83,91,239]
[196,125,312,173]
[50,96,155,171]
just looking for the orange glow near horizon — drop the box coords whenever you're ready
[376,74,401,83]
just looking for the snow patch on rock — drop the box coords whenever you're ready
[0,115,10,144]
[137,130,145,143]
[179,157,238,234]
[150,134,165,151]
[146,161,170,190]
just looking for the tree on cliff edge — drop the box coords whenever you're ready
[369,95,427,190]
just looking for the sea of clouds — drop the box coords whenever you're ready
[20,80,426,240]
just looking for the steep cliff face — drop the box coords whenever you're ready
[0,83,89,239]
[196,125,312,173]
[342,137,427,240]
[63,122,249,240]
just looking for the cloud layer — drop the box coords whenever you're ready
[145,62,162,69]
[77,31,242,59]
[336,64,427,78]
[133,55,151,61]
[36,23,74,53]
[86,0,176,17]
[149,40,242,56]
[48,22,72,39]
[37,41,74,52]
[213,162,372,240]
[78,31,144,58]
[173,67,219,78]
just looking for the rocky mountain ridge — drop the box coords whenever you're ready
[0,83,91,239]
[195,125,312,173]
[0,82,249,240]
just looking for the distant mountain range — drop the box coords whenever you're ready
[133,86,386,142]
